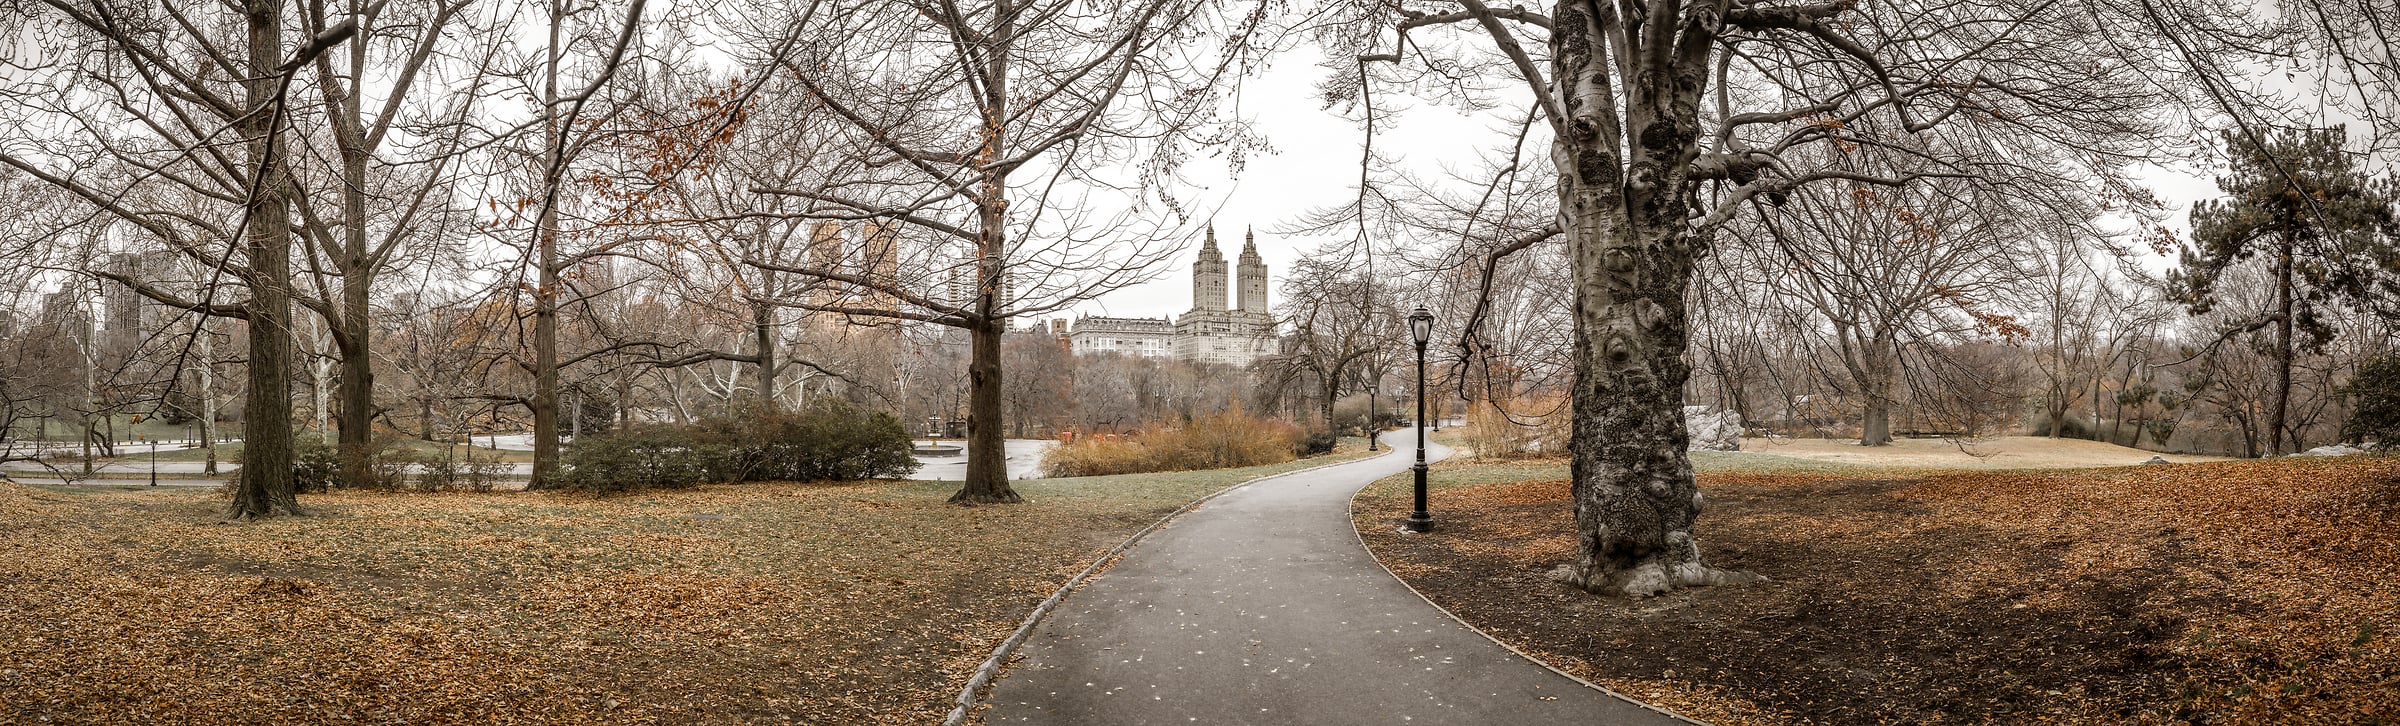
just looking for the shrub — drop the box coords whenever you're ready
[416,447,510,492]
[557,400,920,493]
[1332,395,1409,437]
[2344,355,2400,447]
[287,433,341,494]
[696,400,921,482]
[1461,397,1568,460]
[1042,409,1306,477]
[2027,413,2096,440]
[1299,430,1337,456]
[555,427,726,494]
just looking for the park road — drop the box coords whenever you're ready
[982,429,1691,725]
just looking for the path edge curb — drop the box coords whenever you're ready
[942,443,1405,726]
[1344,435,1713,726]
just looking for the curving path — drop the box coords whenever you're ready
[982,430,1689,725]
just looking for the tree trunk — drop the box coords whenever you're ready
[198,352,220,476]
[1321,374,1341,433]
[334,170,376,487]
[1860,342,1894,446]
[1862,396,1892,447]
[615,377,632,431]
[79,348,94,474]
[419,396,435,441]
[947,27,1021,506]
[2268,233,2294,456]
[228,0,300,518]
[530,215,561,486]
[526,10,564,489]
[312,351,332,432]
[1547,24,1749,596]
[951,315,1019,503]
[753,299,777,412]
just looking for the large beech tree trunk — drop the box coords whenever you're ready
[230,0,300,519]
[1546,0,1751,597]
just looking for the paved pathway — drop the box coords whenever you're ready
[910,439,1056,481]
[984,430,1687,725]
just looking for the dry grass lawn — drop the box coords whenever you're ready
[1357,452,2400,724]
[0,441,1371,725]
[1738,435,2232,469]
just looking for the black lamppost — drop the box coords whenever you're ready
[1365,382,1378,451]
[1405,305,1434,533]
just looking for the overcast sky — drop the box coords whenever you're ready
[1055,43,1497,323]
[1060,43,2226,326]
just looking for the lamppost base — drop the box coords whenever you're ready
[1403,514,1433,533]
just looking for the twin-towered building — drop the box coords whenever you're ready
[1064,226,1281,367]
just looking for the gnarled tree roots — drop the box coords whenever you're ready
[1550,544,1764,598]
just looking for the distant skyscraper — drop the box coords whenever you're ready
[1190,227,1228,312]
[1172,225,1277,365]
[99,251,172,367]
[806,222,848,311]
[862,220,899,290]
[1052,223,1283,366]
[1236,227,1268,313]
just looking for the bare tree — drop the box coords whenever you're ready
[3,0,362,517]
[1314,0,2202,595]
[1259,251,1400,433]
[1719,150,2053,446]
[737,0,1253,503]
[286,0,493,487]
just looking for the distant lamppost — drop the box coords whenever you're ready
[146,431,157,487]
[1405,305,1434,533]
[1365,382,1379,451]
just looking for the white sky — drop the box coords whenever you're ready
[1061,43,2227,324]
[1055,43,1497,322]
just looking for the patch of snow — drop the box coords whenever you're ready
[1684,406,1743,452]
[2291,444,2369,457]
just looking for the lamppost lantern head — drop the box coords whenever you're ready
[1408,305,1434,345]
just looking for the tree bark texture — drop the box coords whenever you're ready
[334,134,376,488]
[952,315,1019,503]
[530,209,561,487]
[229,0,301,519]
[1546,0,1752,597]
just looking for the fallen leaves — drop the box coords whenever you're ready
[0,443,1379,725]
[1356,454,2400,725]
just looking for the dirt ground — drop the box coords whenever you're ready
[1356,456,2400,724]
[1739,435,2231,469]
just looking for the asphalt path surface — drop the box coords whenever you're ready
[983,429,1688,725]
